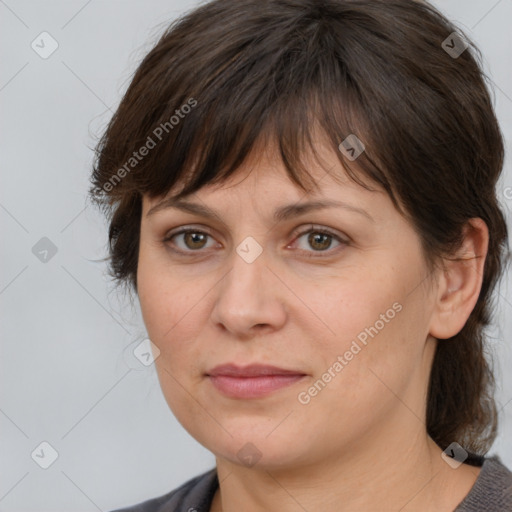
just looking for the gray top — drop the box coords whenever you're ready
[111,455,512,512]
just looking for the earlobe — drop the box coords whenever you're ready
[429,218,489,340]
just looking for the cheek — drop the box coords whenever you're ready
[305,266,427,394]
[138,276,203,360]
[299,269,402,347]
[137,239,191,337]
[136,247,216,380]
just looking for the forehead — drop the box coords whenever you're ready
[142,134,371,213]
[141,145,386,231]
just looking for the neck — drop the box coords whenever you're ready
[210,422,480,512]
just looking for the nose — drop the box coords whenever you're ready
[209,243,288,339]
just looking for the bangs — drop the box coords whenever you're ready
[92,5,399,210]
[151,86,391,206]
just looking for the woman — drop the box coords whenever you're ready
[91,0,512,510]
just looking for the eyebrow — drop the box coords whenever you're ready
[146,197,374,223]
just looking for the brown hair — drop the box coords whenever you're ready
[90,0,509,455]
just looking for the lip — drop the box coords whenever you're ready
[206,364,307,399]
[207,363,305,377]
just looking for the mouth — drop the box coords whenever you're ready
[206,363,307,399]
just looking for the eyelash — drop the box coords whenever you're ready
[162,225,349,259]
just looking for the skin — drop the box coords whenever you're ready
[137,137,488,512]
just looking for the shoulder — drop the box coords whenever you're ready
[455,455,512,511]
[109,467,218,512]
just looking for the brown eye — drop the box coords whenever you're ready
[291,226,348,258]
[182,231,209,250]
[307,232,333,251]
[163,225,348,258]
[164,229,216,253]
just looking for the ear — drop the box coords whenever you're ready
[429,218,489,340]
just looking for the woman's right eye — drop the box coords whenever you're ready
[163,228,217,253]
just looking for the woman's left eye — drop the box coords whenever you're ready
[296,228,346,252]
[291,226,347,256]
[163,225,348,257]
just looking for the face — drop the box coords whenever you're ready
[137,139,440,471]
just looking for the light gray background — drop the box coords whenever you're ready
[1,1,511,511]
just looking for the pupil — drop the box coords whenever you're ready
[186,232,206,248]
[310,233,331,250]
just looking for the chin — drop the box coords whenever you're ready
[200,426,306,467]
